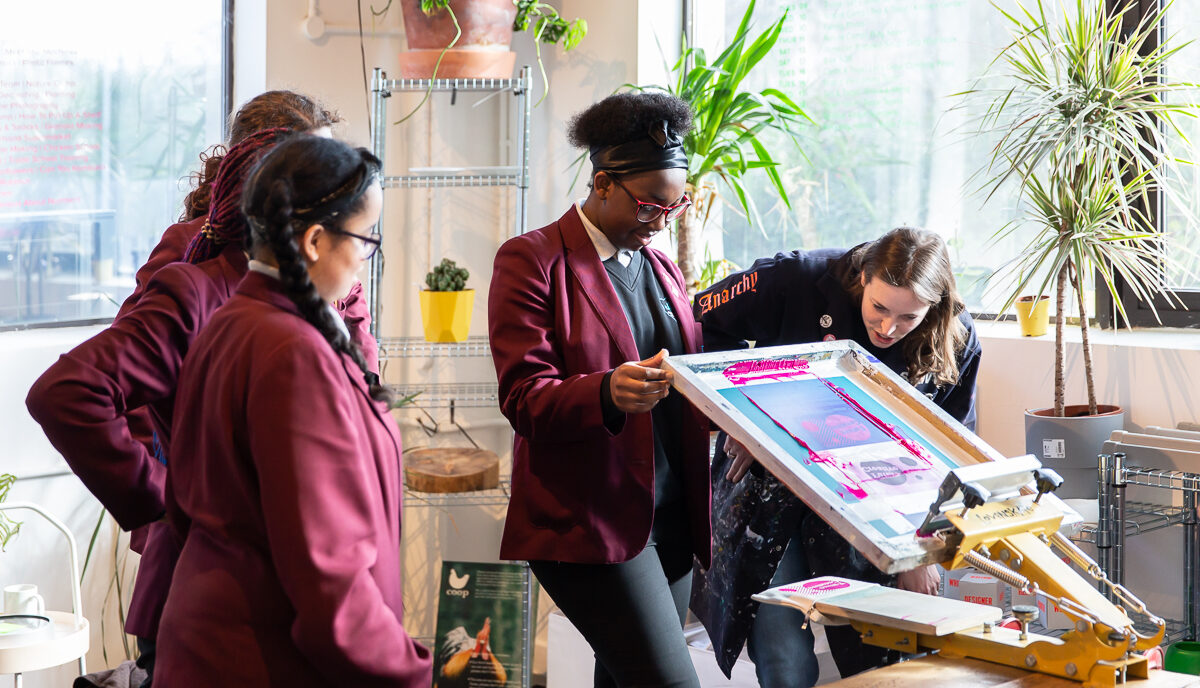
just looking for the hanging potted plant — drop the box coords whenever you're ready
[625,0,810,293]
[380,1,585,83]
[419,258,473,342]
[965,0,1198,496]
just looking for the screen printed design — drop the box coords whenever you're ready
[718,359,954,531]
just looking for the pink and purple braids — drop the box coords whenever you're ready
[182,127,294,264]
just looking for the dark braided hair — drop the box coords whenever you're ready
[181,90,342,221]
[241,136,388,403]
[182,128,293,264]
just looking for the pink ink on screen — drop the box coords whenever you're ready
[802,579,852,592]
[727,370,945,503]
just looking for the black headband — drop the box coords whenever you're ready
[588,119,688,176]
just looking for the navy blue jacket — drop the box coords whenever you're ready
[690,246,982,676]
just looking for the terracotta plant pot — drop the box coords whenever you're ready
[419,289,474,342]
[398,0,518,79]
[1014,294,1050,337]
[1024,404,1125,499]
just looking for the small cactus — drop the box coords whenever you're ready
[425,258,469,292]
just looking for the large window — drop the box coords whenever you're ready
[695,0,1200,322]
[0,1,226,328]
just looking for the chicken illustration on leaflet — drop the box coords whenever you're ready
[436,617,507,688]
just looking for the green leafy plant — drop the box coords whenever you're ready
[0,473,20,551]
[512,0,587,103]
[425,258,470,291]
[963,0,1199,417]
[696,245,739,292]
[623,0,811,292]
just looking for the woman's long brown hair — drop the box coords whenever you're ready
[843,227,968,387]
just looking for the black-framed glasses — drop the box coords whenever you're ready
[332,228,382,260]
[608,175,692,223]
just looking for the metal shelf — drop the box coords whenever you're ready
[1070,502,1191,544]
[403,478,511,508]
[389,382,498,408]
[382,172,521,188]
[379,76,527,93]
[1124,466,1200,494]
[379,336,491,359]
[1159,617,1192,644]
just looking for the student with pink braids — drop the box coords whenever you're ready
[115,91,374,566]
[25,127,310,687]
[119,89,377,372]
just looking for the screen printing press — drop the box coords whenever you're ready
[666,341,1193,687]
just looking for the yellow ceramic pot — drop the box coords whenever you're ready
[419,289,474,343]
[1014,295,1050,337]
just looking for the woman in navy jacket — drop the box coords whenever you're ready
[691,227,981,687]
[489,93,711,687]
[156,135,430,687]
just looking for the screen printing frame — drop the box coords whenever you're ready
[666,340,1079,574]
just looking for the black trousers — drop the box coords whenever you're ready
[135,636,155,688]
[530,543,699,688]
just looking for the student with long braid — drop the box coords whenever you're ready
[156,135,430,686]
[26,128,297,687]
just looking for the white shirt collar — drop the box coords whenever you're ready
[575,201,634,268]
[248,259,280,280]
[247,259,350,339]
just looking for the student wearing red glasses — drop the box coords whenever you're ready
[488,92,712,687]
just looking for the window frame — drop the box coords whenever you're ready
[1096,0,1200,329]
[0,2,234,333]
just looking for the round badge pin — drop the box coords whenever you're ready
[823,333,836,342]
[819,314,833,328]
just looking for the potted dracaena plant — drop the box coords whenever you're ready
[964,0,1198,496]
[419,258,473,343]
[621,0,810,294]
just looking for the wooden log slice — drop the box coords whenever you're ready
[404,448,500,493]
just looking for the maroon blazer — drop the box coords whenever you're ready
[117,216,204,554]
[26,244,248,637]
[27,228,378,638]
[119,217,379,372]
[156,271,431,687]
[488,206,712,567]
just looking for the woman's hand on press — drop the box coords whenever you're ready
[610,349,674,414]
[723,436,756,483]
[896,564,940,596]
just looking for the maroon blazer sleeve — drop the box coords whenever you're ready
[25,266,216,531]
[249,338,430,686]
[111,218,204,532]
[488,236,613,443]
[337,280,378,375]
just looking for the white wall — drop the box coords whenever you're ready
[1,325,141,687]
[975,323,1200,458]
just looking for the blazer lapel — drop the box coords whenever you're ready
[560,208,639,362]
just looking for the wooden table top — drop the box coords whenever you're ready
[827,655,1200,688]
